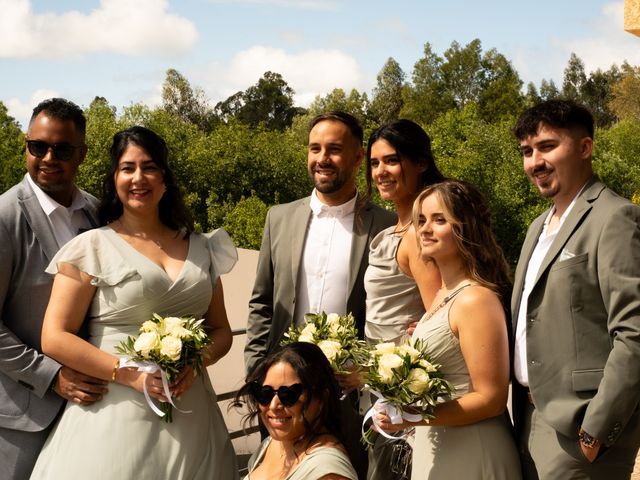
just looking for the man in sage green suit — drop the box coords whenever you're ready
[245,112,395,479]
[511,100,640,479]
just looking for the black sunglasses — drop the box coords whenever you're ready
[26,140,81,161]
[250,382,304,407]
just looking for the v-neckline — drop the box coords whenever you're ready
[106,227,191,285]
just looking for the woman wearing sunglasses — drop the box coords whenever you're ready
[237,342,357,480]
[30,126,239,479]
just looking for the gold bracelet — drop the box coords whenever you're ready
[111,359,119,382]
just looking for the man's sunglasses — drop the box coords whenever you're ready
[250,382,304,407]
[26,140,81,161]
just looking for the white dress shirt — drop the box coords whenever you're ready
[293,190,357,326]
[26,174,92,248]
[514,186,586,386]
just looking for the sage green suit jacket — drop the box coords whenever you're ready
[244,195,396,374]
[512,178,640,447]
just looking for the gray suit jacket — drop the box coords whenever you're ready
[0,177,98,432]
[244,195,396,374]
[512,178,640,446]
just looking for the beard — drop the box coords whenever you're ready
[309,164,350,194]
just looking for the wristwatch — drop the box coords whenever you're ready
[578,428,601,449]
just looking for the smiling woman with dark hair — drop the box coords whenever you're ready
[236,342,357,480]
[30,126,239,479]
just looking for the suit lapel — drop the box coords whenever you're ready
[511,214,546,333]
[17,179,59,261]
[348,201,372,298]
[290,198,312,293]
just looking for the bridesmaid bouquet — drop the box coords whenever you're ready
[361,339,453,446]
[115,313,211,422]
[281,312,368,374]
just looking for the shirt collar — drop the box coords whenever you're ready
[543,181,588,231]
[309,189,357,218]
[26,173,86,216]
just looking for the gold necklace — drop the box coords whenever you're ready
[116,220,164,250]
[423,283,473,321]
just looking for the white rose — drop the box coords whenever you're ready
[378,366,395,384]
[398,344,421,363]
[326,313,341,325]
[419,359,437,372]
[298,323,317,343]
[161,317,184,334]
[407,368,430,394]
[160,335,183,361]
[378,353,403,372]
[317,340,342,362]
[134,332,161,358]
[140,320,158,333]
[375,342,397,355]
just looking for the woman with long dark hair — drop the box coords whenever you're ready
[237,342,357,480]
[30,126,239,479]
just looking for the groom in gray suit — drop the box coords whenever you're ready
[245,111,395,478]
[0,98,108,479]
[511,99,640,479]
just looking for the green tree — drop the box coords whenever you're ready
[609,63,640,122]
[0,102,25,193]
[215,71,303,131]
[539,79,560,100]
[401,42,451,124]
[562,53,587,101]
[221,193,269,249]
[477,48,524,122]
[162,69,217,132]
[581,66,620,127]
[76,96,119,197]
[369,57,405,125]
[524,82,541,107]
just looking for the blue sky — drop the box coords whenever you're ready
[1,0,638,128]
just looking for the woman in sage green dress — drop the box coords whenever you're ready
[376,180,521,479]
[238,342,357,480]
[30,126,238,479]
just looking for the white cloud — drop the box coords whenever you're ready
[561,2,640,73]
[204,45,369,107]
[0,0,198,59]
[5,89,60,130]
[208,0,338,10]
[513,1,640,87]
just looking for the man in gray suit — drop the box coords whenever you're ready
[245,111,395,477]
[511,99,640,479]
[0,98,108,479]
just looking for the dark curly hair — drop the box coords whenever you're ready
[98,126,193,234]
[30,97,86,137]
[513,99,594,141]
[235,342,344,450]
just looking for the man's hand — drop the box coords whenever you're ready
[53,366,108,405]
[579,440,600,463]
[335,368,363,395]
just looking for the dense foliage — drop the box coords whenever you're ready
[2,40,639,267]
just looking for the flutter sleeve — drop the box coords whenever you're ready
[203,228,238,283]
[45,228,138,287]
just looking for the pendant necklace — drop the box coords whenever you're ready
[422,283,474,322]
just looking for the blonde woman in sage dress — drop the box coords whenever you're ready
[30,127,238,479]
[376,180,521,480]
[362,120,443,479]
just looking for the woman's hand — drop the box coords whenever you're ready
[170,366,197,399]
[374,410,414,433]
[119,368,170,402]
[406,321,418,337]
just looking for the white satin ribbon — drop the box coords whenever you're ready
[361,389,423,443]
[118,358,191,418]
